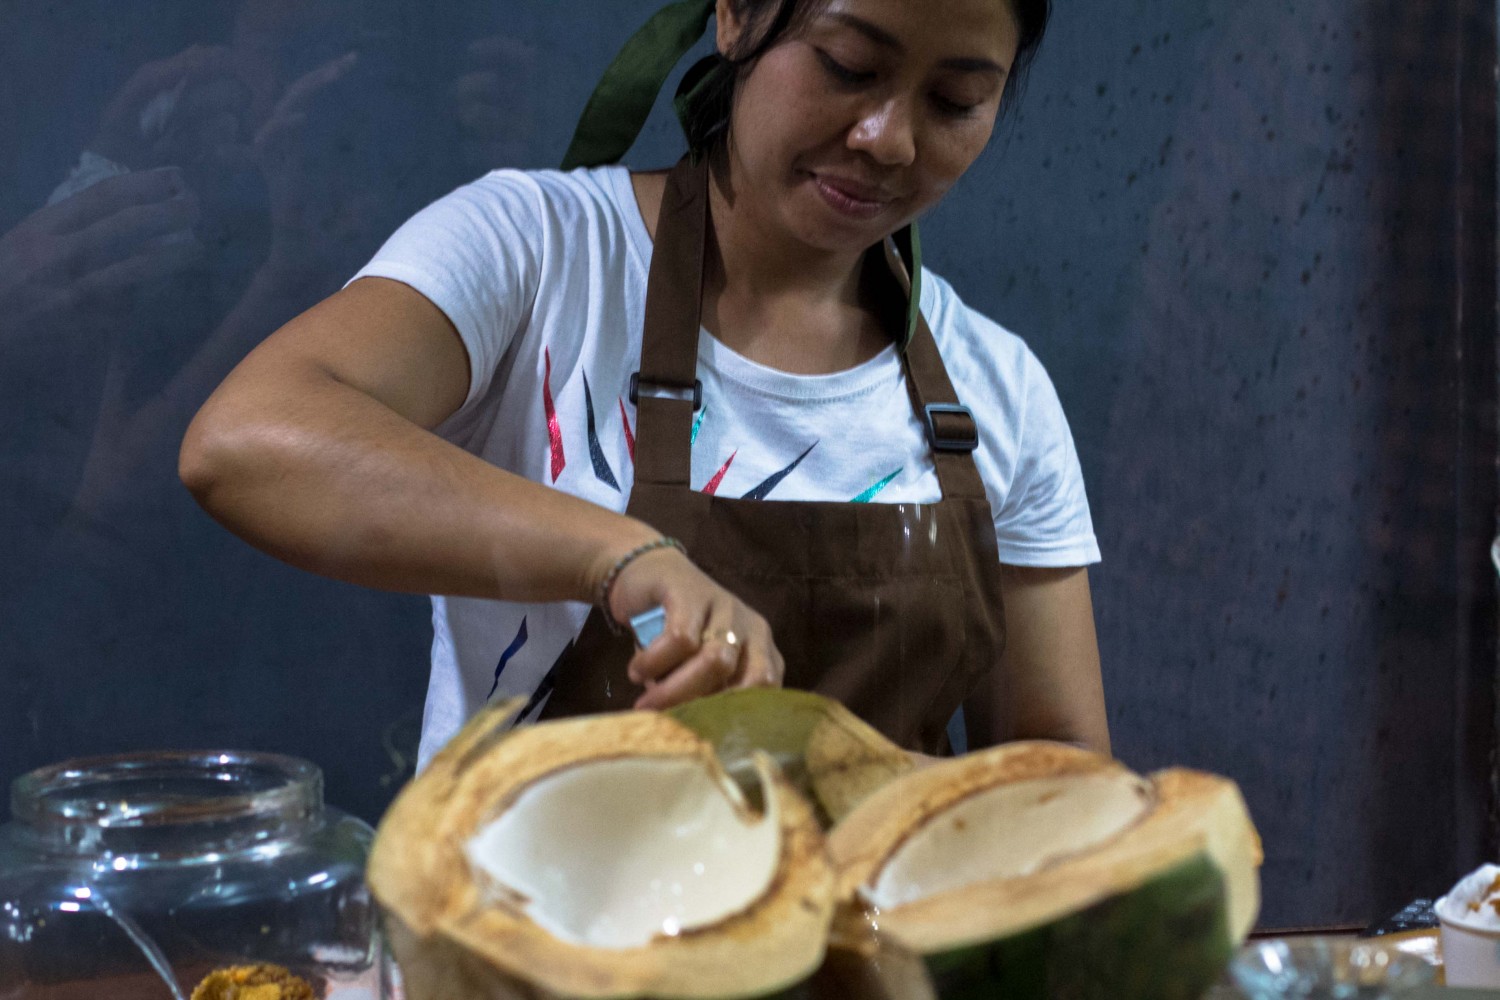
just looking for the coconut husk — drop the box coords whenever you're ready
[368,705,834,1000]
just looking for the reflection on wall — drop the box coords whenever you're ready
[0,0,1494,927]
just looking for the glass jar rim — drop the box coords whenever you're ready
[10,749,323,836]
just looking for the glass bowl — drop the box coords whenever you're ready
[1228,936,1436,999]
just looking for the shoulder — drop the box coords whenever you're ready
[918,270,1099,564]
[628,169,670,242]
[430,165,639,233]
[379,164,650,285]
[918,268,1052,405]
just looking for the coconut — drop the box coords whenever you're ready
[668,688,914,826]
[370,694,1261,1000]
[824,741,1263,1000]
[368,699,835,1000]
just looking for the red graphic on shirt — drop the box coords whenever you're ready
[702,450,737,495]
[543,348,565,482]
[618,398,636,462]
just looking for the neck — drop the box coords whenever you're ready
[708,166,861,297]
[702,145,895,370]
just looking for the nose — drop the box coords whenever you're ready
[847,96,917,167]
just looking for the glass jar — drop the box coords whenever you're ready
[0,751,390,1000]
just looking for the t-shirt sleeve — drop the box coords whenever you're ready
[348,170,544,409]
[993,350,1102,567]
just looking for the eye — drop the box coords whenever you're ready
[816,50,876,85]
[932,94,981,117]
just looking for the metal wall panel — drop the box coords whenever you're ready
[0,0,1493,926]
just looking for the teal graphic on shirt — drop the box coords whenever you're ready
[852,469,902,503]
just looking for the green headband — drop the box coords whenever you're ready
[561,0,717,170]
[561,0,923,347]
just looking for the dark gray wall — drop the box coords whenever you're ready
[927,0,1500,926]
[1,0,1494,929]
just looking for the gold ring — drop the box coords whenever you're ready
[703,628,739,648]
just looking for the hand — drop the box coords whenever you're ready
[604,545,785,711]
[0,168,201,335]
[450,34,537,171]
[253,50,366,276]
[89,45,249,172]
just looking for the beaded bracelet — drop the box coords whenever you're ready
[598,537,687,633]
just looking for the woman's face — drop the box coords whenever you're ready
[720,0,1020,254]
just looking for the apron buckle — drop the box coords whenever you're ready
[924,403,979,453]
[630,372,704,411]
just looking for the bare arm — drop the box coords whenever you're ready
[180,276,782,705]
[180,276,661,601]
[962,565,1110,754]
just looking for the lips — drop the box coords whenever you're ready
[808,172,899,220]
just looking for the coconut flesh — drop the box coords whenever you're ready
[865,771,1153,910]
[466,756,781,950]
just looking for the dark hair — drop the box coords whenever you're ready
[680,0,1050,150]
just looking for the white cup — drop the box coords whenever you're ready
[1438,894,1500,988]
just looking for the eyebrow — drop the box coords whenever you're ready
[823,11,1009,75]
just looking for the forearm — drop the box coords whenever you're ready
[180,362,660,604]
[963,565,1110,755]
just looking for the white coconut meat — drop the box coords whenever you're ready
[466,756,781,949]
[865,771,1153,910]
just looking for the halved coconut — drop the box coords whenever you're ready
[368,699,834,1000]
[825,741,1262,1000]
[669,688,914,826]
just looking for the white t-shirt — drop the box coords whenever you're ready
[351,166,1100,768]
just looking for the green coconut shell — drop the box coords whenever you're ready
[667,688,913,826]
[822,746,1261,1000]
[806,854,1231,1000]
[921,853,1232,1000]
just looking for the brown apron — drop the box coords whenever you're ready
[540,157,1006,754]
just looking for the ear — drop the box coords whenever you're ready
[715,0,748,57]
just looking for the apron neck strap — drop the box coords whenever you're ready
[632,157,710,488]
[632,156,986,501]
[883,243,989,502]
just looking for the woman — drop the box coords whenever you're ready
[180,0,1108,768]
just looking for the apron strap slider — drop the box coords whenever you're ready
[924,403,979,453]
[630,372,704,411]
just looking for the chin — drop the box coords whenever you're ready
[783,196,887,254]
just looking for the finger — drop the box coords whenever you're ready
[43,168,185,235]
[175,45,238,87]
[734,641,781,689]
[254,111,309,162]
[634,645,741,711]
[697,620,746,683]
[730,619,783,689]
[270,51,359,120]
[627,604,710,685]
[72,232,202,301]
[108,44,234,117]
[69,194,200,275]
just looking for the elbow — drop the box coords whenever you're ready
[178,400,244,512]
